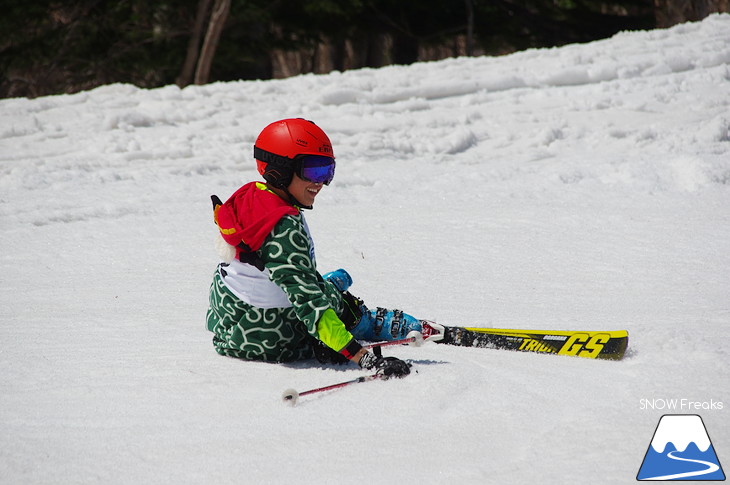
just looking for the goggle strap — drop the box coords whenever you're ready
[253,146,291,167]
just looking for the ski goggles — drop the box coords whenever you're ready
[295,155,336,185]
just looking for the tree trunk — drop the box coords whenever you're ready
[177,0,214,88]
[194,0,231,85]
[655,0,729,28]
[465,0,474,56]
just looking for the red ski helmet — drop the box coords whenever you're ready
[254,118,335,189]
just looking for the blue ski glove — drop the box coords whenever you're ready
[323,268,367,331]
[322,268,353,292]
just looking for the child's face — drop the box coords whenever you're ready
[288,174,324,207]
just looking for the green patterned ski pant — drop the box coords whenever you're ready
[206,270,314,362]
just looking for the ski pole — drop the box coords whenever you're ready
[363,330,424,350]
[282,373,382,406]
[282,331,423,406]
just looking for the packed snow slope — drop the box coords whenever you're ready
[1,14,729,485]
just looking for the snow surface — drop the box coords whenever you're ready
[2,14,729,485]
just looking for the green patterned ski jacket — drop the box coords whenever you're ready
[206,212,353,362]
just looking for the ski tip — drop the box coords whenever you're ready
[282,389,299,406]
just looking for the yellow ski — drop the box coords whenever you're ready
[439,326,629,360]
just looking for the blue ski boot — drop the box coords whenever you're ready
[351,308,445,343]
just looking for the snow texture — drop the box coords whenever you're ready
[1,14,729,485]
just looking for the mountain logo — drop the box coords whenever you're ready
[637,414,725,481]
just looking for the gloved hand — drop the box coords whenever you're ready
[358,350,411,378]
[323,269,367,330]
[322,268,353,292]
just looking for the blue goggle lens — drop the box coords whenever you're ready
[297,155,336,185]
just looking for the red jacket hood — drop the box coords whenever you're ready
[215,182,298,253]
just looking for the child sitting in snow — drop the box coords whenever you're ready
[206,118,442,377]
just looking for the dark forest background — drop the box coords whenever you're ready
[1,0,727,98]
